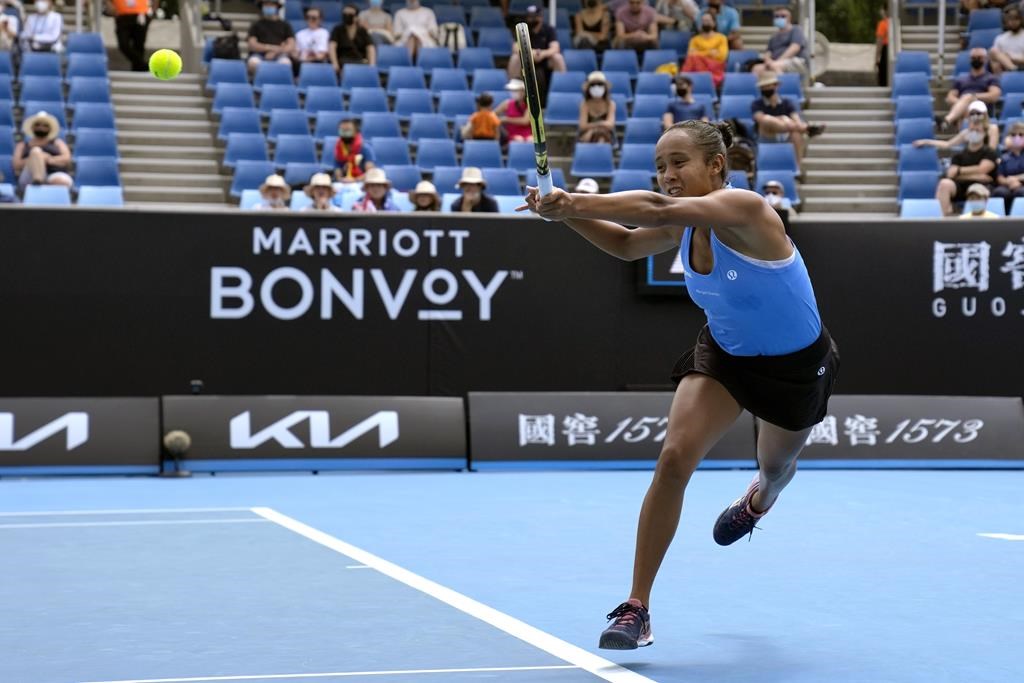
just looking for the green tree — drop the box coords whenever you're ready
[815,0,887,44]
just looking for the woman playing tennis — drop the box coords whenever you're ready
[520,120,840,650]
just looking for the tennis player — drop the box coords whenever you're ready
[520,120,840,650]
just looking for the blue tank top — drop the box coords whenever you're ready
[682,227,822,356]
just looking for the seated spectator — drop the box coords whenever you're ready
[461,92,502,141]
[990,7,1024,74]
[578,71,616,144]
[960,183,1000,218]
[1,1,21,52]
[663,74,710,129]
[575,177,600,193]
[993,121,1024,212]
[752,7,806,78]
[352,167,398,211]
[13,111,72,195]
[936,135,999,216]
[507,6,567,79]
[760,178,791,230]
[247,0,295,74]
[495,79,533,142]
[451,167,499,213]
[914,100,999,152]
[614,0,659,51]
[330,3,376,71]
[393,0,437,59]
[19,0,62,53]
[574,0,612,51]
[359,0,395,45]
[409,180,441,211]
[708,0,743,50]
[254,174,291,210]
[655,0,698,32]
[295,7,330,64]
[683,11,728,87]
[302,173,340,211]
[939,48,1001,131]
[751,72,824,176]
[334,119,377,183]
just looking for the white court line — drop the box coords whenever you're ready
[81,664,580,683]
[346,565,372,569]
[0,518,270,530]
[253,507,656,683]
[978,533,1024,541]
[0,507,254,517]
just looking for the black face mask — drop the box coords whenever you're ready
[33,128,49,138]
[343,13,355,25]
[760,88,776,99]
[340,134,355,143]
[702,24,714,32]
[676,86,689,96]
[970,57,985,69]
[585,0,597,6]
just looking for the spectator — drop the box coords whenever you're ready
[914,101,999,152]
[574,0,612,51]
[993,121,1024,212]
[451,167,499,213]
[614,0,658,51]
[1,1,20,52]
[352,167,398,211]
[13,111,72,195]
[19,0,62,53]
[295,7,330,64]
[752,7,806,78]
[247,0,295,74]
[575,177,600,193]
[507,6,567,79]
[959,183,1000,218]
[655,0,699,32]
[359,0,395,45]
[254,174,291,210]
[939,47,1001,131]
[961,0,1009,13]
[875,6,888,87]
[663,74,710,128]
[707,0,742,51]
[578,71,616,144]
[760,178,791,230]
[393,0,437,60]
[936,134,999,216]
[302,173,340,211]
[330,3,376,71]
[409,180,441,211]
[108,0,150,72]
[683,11,728,87]
[495,78,533,142]
[334,119,377,183]
[751,72,825,176]
[461,92,502,141]
[990,6,1024,75]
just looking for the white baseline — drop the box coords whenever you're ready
[977,532,1024,541]
[0,519,269,530]
[82,664,579,683]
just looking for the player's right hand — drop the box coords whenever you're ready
[516,186,573,220]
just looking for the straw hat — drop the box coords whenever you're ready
[409,180,440,201]
[362,167,391,186]
[304,172,335,197]
[505,78,525,91]
[756,72,779,89]
[456,167,486,188]
[22,110,60,143]
[259,174,291,195]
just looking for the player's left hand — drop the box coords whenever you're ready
[516,186,574,220]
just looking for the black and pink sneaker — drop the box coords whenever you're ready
[713,476,771,546]
[599,598,653,650]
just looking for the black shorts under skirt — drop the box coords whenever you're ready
[671,325,841,432]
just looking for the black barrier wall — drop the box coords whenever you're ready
[2,209,1024,397]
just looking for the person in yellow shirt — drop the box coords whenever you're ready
[683,12,728,85]
[959,183,1001,219]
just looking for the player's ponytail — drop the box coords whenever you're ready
[664,120,732,184]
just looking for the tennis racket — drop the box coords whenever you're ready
[515,22,554,197]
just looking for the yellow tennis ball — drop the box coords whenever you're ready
[149,49,182,81]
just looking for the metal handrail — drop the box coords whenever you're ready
[938,0,947,84]
[179,0,207,74]
[887,0,899,87]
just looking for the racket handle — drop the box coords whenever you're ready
[536,170,554,197]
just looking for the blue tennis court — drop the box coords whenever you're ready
[1,470,1021,683]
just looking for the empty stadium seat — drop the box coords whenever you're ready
[894,95,934,122]
[602,49,639,76]
[24,184,72,205]
[273,134,318,167]
[20,53,61,78]
[897,144,941,173]
[968,28,1000,50]
[74,157,121,187]
[1001,71,1024,96]
[457,48,495,71]
[545,92,584,125]
[407,113,450,144]
[641,49,680,73]
[416,138,458,171]
[685,71,716,102]
[506,142,534,175]
[433,4,467,25]
[68,77,112,109]
[303,86,345,116]
[727,170,750,190]
[476,28,513,57]
[224,132,269,168]
[212,83,256,114]
[432,166,463,192]
[611,169,654,192]
[253,61,294,92]
[347,87,390,117]
[430,67,469,96]
[757,143,799,173]
[604,71,634,101]
[395,88,435,119]
[898,171,940,202]
[239,188,262,208]
[370,137,414,166]
[340,65,381,94]
[0,52,10,77]
[320,135,339,168]
[726,50,758,73]
[377,45,414,69]
[0,125,12,155]
[659,31,690,58]
[438,90,477,120]
[382,164,422,191]
[570,143,615,178]
[967,7,1003,31]
[899,198,944,218]
[283,161,323,186]
[635,72,672,96]
[895,118,935,147]
[19,77,63,106]
[267,109,311,142]
[230,160,276,197]
[297,62,337,93]
[623,118,663,144]
[313,110,346,140]
[77,185,124,206]
[1001,93,1024,123]
[0,76,11,103]
[472,68,509,94]
[387,66,427,95]
[481,167,522,195]
[418,47,455,70]
[721,72,758,99]
[550,71,587,94]
[778,73,804,102]
[891,72,931,100]
[462,140,503,168]
[259,84,301,116]
[632,94,670,119]
[984,198,1007,216]
[65,32,106,56]
[72,128,118,159]
[360,112,403,140]
[66,54,109,81]
[0,103,12,128]
[564,49,598,74]
[469,5,504,29]
[895,51,931,77]
[618,143,656,175]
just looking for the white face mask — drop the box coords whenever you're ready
[966,130,984,145]
[35,1,49,12]
[588,85,606,98]
[966,199,987,214]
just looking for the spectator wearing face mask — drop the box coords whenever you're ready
[495,78,533,142]
[992,121,1024,212]
[295,8,330,64]
[330,4,376,71]
[107,0,151,72]
[393,0,438,60]
[683,11,728,87]
[451,167,499,213]
[760,178,791,231]
[334,119,377,182]
[914,101,999,152]
[574,0,612,51]
[751,72,825,177]
[352,167,399,212]
[575,177,600,193]
[19,0,62,53]
[990,7,1024,75]
[614,0,659,51]
[959,183,1000,219]
[751,7,805,79]
[302,173,340,211]
[654,0,699,32]
[706,0,742,50]
[247,0,295,74]
[663,74,709,129]
[409,180,441,211]
[254,174,291,210]
[939,47,1001,132]
[507,6,567,79]
[935,134,999,217]
[578,71,616,144]
[13,111,72,195]
[1,0,21,52]
[359,0,395,45]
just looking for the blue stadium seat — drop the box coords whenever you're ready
[370,137,413,165]
[284,0,304,21]
[482,167,522,195]
[550,71,587,94]
[283,161,323,186]
[20,53,61,78]
[506,141,534,174]
[312,0,342,23]
[418,47,455,70]
[457,48,495,71]
[659,31,690,58]
[954,50,971,76]
[0,103,12,127]
[895,51,932,77]
[259,84,301,116]
[433,4,467,25]
[387,66,427,95]
[545,92,584,125]
[472,68,508,94]
[340,65,381,94]
[570,143,615,178]
[360,112,402,140]
[726,50,758,72]
[75,157,121,187]
[218,107,262,141]
[273,134,318,167]
[1010,198,1024,216]
[684,71,716,102]
[721,72,758,99]
[430,67,469,96]
[611,169,654,192]
[438,90,477,120]
[24,184,72,205]
[895,118,935,147]
[239,188,262,208]
[469,6,504,29]
[618,143,656,175]
[416,138,458,171]
[0,125,12,155]
[632,94,669,119]
[267,109,311,142]
[224,132,269,168]
[77,185,124,206]
[431,166,463,192]
[66,32,106,57]
[68,77,112,109]
[718,95,755,129]
[985,198,1007,216]
[727,170,750,190]
[72,128,118,159]
[461,0,491,8]
[609,93,628,124]
[22,102,67,130]
[0,76,11,103]
[304,86,345,116]
[407,113,450,144]
[604,70,634,101]
[207,59,249,92]
[476,28,513,57]
[320,135,338,168]
[297,62,337,93]
[900,198,944,218]
[18,77,63,106]
[777,72,804,102]
[377,45,414,69]
[230,160,276,197]
[894,95,934,122]
[755,170,799,206]
[253,61,295,92]
[757,143,799,173]
[602,49,639,76]
[967,7,1002,31]
[0,154,12,184]
[462,139,502,168]
[891,72,931,99]
[212,82,256,114]
[635,72,672,96]
[623,117,663,144]
[382,164,422,191]
[313,110,346,139]
[898,171,940,202]
[525,167,567,189]
[897,144,941,173]
[347,86,390,117]
[494,194,526,212]
[66,54,108,81]
[395,88,435,120]
[0,52,10,77]
[641,49,680,73]
[968,28,1000,50]
[564,49,598,74]
[1001,71,1024,96]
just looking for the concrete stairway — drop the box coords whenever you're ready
[901,20,962,86]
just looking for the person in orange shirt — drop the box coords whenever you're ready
[875,6,889,87]
[461,92,502,142]
[107,0,151,72]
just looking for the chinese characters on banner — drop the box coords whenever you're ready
[805,415,984,447]
[518,413,668,447]
[932,239,1024,318]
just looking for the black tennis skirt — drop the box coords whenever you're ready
[671,325,841,432]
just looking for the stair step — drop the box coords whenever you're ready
[795,211,897,220]
[800,196,898,213]
[809,86,891,98]
[803,157,897,172]
[122,171,230,188]
[109,71,204,85]
[815,120,894,134]
[117,118,217,133]
[811,97,893,110]
[806,144,897,159]
[123,186,228,202]
[113,93,210,108]
[812,132,895,145]
[119,144,223,160]
[120,157,222,174]
[111,81,204,97]
[113,104,212,121]
[805,109,893,122]
[126,201,235,210]
[805,169,897,181]
[118,130,216,146]
[799,184,898,198]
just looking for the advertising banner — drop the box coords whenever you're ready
[161,395,467,471]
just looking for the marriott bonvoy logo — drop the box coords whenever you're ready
[210,226,523,322]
